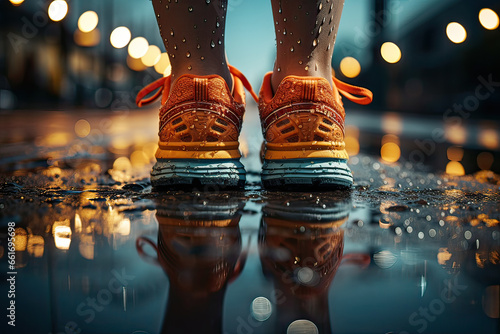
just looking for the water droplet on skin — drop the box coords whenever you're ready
[182,38,186,43]
[186,51,191,57]
[188,6,193,12]
[297,39,301,44]
[305,65,309,70]
[210,40,215,48]
[218,39,221,45]
[312,39,318,47]
[290,47,294,52]
[170,30,174,36]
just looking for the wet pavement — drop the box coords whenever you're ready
[0,107,499,334]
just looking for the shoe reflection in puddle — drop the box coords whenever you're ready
[259,195,369,333]
[136,195,247,333]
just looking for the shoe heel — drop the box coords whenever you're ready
[261,158,353,189]
[151,158,246,188]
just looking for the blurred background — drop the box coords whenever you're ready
[0,0,499,176]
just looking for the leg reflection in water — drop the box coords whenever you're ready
[136,194,247,333]
[259,194,368,333]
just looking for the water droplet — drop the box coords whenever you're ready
[170,29,174,36]
[200,56,205,60]
[305,65,309,70]
[166,4,169,9]
[170,53,175,58]
[327,43,331,50]
[186,51,191,58]
[279,40,283,44]
[182,38,186,43]
[312,39,318,47]
[218,39,222,45]
[297,39,301,44]
[210,40,215,48]
[196,44,201,49]
[277,67,281,72]
[212,30,216,34]
[194,24,197,29]
[157,14,160,18]
[298,60,303,65]
[205,0,211,3]
[319,26,322,34]
[283,18,287,22]
[216,21,220,28]
[319,3,323,10]
[283,28,287,35]
[315,63,318,71]
[275,21,279,25]
[279,7,282,13]
[290,47,294,52]
[173,44,177,50]
[188,6,193,12]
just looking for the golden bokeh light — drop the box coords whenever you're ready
[48,0,68,22]
[130,150,150,167]
[75,119,91,138]
[113,157,132,171]
[141,45,162,67]
[445,161,465,176]
[444,123,467,145]
[53,225,72,250]
[9,0,24,5]
[382,112,402,134]
[110,26,131,49]
[477,152,494,170]
[381,134,400,145]
[339,57,361,78]
[380,42,401,64]
[78,11,98,33]
[27,236,45,258]
[128,37,149,59]
[381,142,401,163]
[14,228,27,251]
[447,146,464,161]
[154,53,172,76]
[478,128,499,149]
[446,22,467,44]
[479,8,499,30]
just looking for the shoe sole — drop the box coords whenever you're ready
[261,158,353,189]
[151,158,246,188]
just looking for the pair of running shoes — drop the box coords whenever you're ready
[136,65,372,189]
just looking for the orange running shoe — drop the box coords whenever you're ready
[136,65,258,188]
[258,72,372,188]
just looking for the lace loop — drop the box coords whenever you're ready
[332,75,373,105]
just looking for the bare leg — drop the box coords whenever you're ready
[152,0,232,88]
[271,0,345,92]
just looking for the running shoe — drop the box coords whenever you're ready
[136,65,258,188]
[258,72,372,188]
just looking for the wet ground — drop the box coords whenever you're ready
[0,106,499,334]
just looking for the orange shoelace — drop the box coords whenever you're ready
[332,74,373,105]
[135,65,258,108]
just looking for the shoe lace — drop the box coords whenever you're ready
[135,65,258,107]
[332,75,373,105]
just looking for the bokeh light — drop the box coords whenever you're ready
[141,45,161,67]
[127,55,147,71]
[78,11,99,33]
[479,8,499,30]
[9,0,24,6]
[447,146,464,161]
[154,53,172,76]
[75,119,91,138]
[340,57,361,78]
[380,42,401,64]
[446,22,467,44]
[381,142,401,163]
[446,161,465,176]
[128,37,149,59]
[48,0,68,22]
[345,126,360,156]
[478,128,499,149]
[110,26,132,49]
